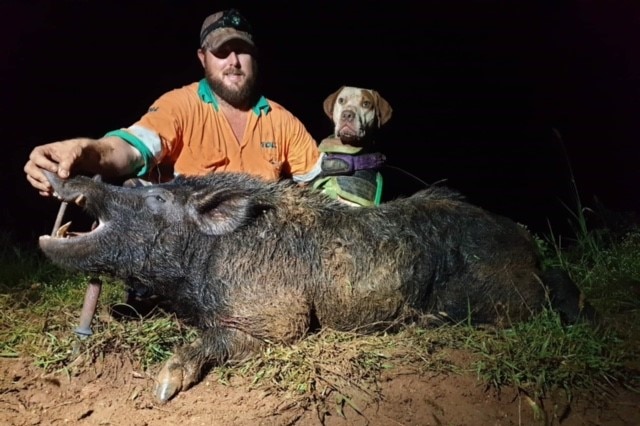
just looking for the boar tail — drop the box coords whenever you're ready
[541,268,598,324]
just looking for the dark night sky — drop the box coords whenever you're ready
[2,0,639,246]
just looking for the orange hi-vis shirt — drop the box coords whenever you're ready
[105,79,322,183]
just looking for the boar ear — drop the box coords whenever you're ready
[187,189,254,235]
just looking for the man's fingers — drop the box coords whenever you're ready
[56,159,73,178]
[26,139,91,195]
[51,142,84,178]
[24,160,52,183]
[26,173,53,195]
[28,147,60,174]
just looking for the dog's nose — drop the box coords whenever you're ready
[341,110,355,123]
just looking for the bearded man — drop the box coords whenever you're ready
[25,9,322,193]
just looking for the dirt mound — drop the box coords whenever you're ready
[1,350,637,426]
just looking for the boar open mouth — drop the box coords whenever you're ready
[45,217,104,239]
[38,171,107,251]
[39,197,105,248]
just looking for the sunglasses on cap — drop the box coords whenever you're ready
[200,9,253,46]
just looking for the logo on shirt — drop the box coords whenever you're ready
[261,141,276,149]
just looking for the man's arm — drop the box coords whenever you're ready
[24,136,143,196]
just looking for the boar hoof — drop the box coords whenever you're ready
[154,359,184,402]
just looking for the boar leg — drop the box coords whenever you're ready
[154,295,312,402]
[154,326,265,402]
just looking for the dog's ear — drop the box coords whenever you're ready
[323,86,345,119]
[372,91,393,127]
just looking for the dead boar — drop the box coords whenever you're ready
[38,171,589,402]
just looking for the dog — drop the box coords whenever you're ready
[313,86,393,206]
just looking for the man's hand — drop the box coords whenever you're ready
[24,138,92,196]
[24,136,144,196]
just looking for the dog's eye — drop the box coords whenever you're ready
[362,100,372,109]
[337,97,345,105]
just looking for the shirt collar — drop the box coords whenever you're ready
[197,79,271,115]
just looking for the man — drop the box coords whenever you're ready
[24,9,323,195]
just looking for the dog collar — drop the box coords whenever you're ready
[318,136,363,154]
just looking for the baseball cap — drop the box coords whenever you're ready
[200,9,254,51]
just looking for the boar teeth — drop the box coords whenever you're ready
[56,221,72,238]
[74,194,86,206]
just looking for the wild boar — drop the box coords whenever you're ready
[39,171,589,402]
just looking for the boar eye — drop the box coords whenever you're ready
[144,190,174,212]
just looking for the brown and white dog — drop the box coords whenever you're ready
[314,86,393,206]
[323,86,393,147]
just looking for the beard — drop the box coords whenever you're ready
[205,67,258,109]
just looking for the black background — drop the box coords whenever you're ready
[2,0,639,247]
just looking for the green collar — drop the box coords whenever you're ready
[197,79,271,115]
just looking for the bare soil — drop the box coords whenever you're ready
[1,348,638,426]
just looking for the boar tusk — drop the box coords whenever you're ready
[56,221,72,238]
[51,201,68,237]
[74,194,86,206]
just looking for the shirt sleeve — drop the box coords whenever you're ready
[282,113,323,183]
[104,88,188,177]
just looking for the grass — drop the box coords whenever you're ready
[469,309,629,399]
[216,326,463,419]
[1,202,639,421]
[0,235,195,370]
